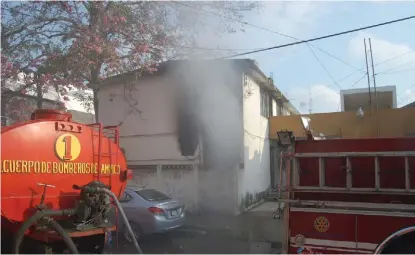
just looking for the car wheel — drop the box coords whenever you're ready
[124,222,143,243]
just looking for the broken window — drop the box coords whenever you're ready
[260,88,270,117]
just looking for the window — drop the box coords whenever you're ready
[260,88,270,117]
[119,192,133,203]
[135,189,170,202]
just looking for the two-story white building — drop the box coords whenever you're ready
[98,59,298,215]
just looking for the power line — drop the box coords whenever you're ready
[397,83,415,106]
[306,44,342,90]
[171,0,362,72]
[219,15,415,58]
[374,49,415,67]
[375,59,415,75]
[378,68,415,75]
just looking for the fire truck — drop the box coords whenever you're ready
[1,109,142,254]
[276,117,415,254]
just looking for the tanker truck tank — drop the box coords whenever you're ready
[1,109,139,254]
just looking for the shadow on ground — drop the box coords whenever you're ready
[109,205,283,254]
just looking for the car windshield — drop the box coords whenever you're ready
[135,189,170,202]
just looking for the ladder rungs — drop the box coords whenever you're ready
[295,155,411,191]
[296,151,415,157]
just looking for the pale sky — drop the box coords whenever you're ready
[62,1,415,114]
[192,0,415,114]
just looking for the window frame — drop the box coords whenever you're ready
[119,191,133,203]
[260,88,270,118]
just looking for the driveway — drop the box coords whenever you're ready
[109,205,283,254]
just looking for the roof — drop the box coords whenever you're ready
[101,59,299,114]
[2,88,58,104]
[402,101,415,108]
[68,110,95,124]
[340,85,397,111]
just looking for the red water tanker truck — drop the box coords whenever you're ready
[1,109,141,254]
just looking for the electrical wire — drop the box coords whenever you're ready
[171,0,362,71]
[219,15,415,58]
[375,59,415,75]
[306,44,343,90]
[173,1,415,106]
[374,49,415,67]
[397,83,415,106]
[377,68,415,75]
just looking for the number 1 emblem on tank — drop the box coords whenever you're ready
[55,134,81,161]
[314,216,330,233]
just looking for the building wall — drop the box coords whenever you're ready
[98,76,196,164]
[98,76,201,211]
[128,164,200,212]
[269,107,415,139]
[239,74,271,211]
[98,68,242,214]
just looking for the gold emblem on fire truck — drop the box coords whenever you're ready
[314,216,330,232]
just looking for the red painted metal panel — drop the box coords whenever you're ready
[289,211,356,242]
[1,120,128,222]
[350,157,375,188]
[357,214,415,244]
[379,157,406,189]
[295,137,415,153]
[299,158,319,187]
[410,157,415,187]
[324,158,347,187]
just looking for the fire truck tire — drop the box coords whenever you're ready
[379,230,415,254]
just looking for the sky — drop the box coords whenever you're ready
[191,0,415,114]
[51,1,415,115]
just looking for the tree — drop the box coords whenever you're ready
[1,1,260,121]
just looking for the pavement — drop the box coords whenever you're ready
[108,202,284,254]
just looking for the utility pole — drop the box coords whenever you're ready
[364,38,372,110]
[308,86,312,115]
[368,38,378,111]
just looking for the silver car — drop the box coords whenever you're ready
[115,187,186,242]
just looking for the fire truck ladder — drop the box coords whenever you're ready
[87,123,120,185]
[291,151,415,195]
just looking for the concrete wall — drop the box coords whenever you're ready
[269,107,415,139]
[239,74,270,211]
[128,164,200,212]
[98,76,201,212]
[98,76,199,165]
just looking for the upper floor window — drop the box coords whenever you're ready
[260,88,270,118]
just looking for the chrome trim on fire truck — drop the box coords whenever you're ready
[290,186,415,195]
[281,199,415,211]
[290,244,372,254]
[294,151,415,157]
[374,226,415,254]
[290,237,377,250]
[289,237,376,252]
[290,207,415,217]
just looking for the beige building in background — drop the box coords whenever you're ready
[340,85,397,112]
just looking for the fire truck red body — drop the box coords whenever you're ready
[281,134,415,254]
[1,109,135,253]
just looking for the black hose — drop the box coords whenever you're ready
[47,218,79,254]
[13,209,75,254]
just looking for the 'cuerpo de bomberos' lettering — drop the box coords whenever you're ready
[0,160,121,175]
